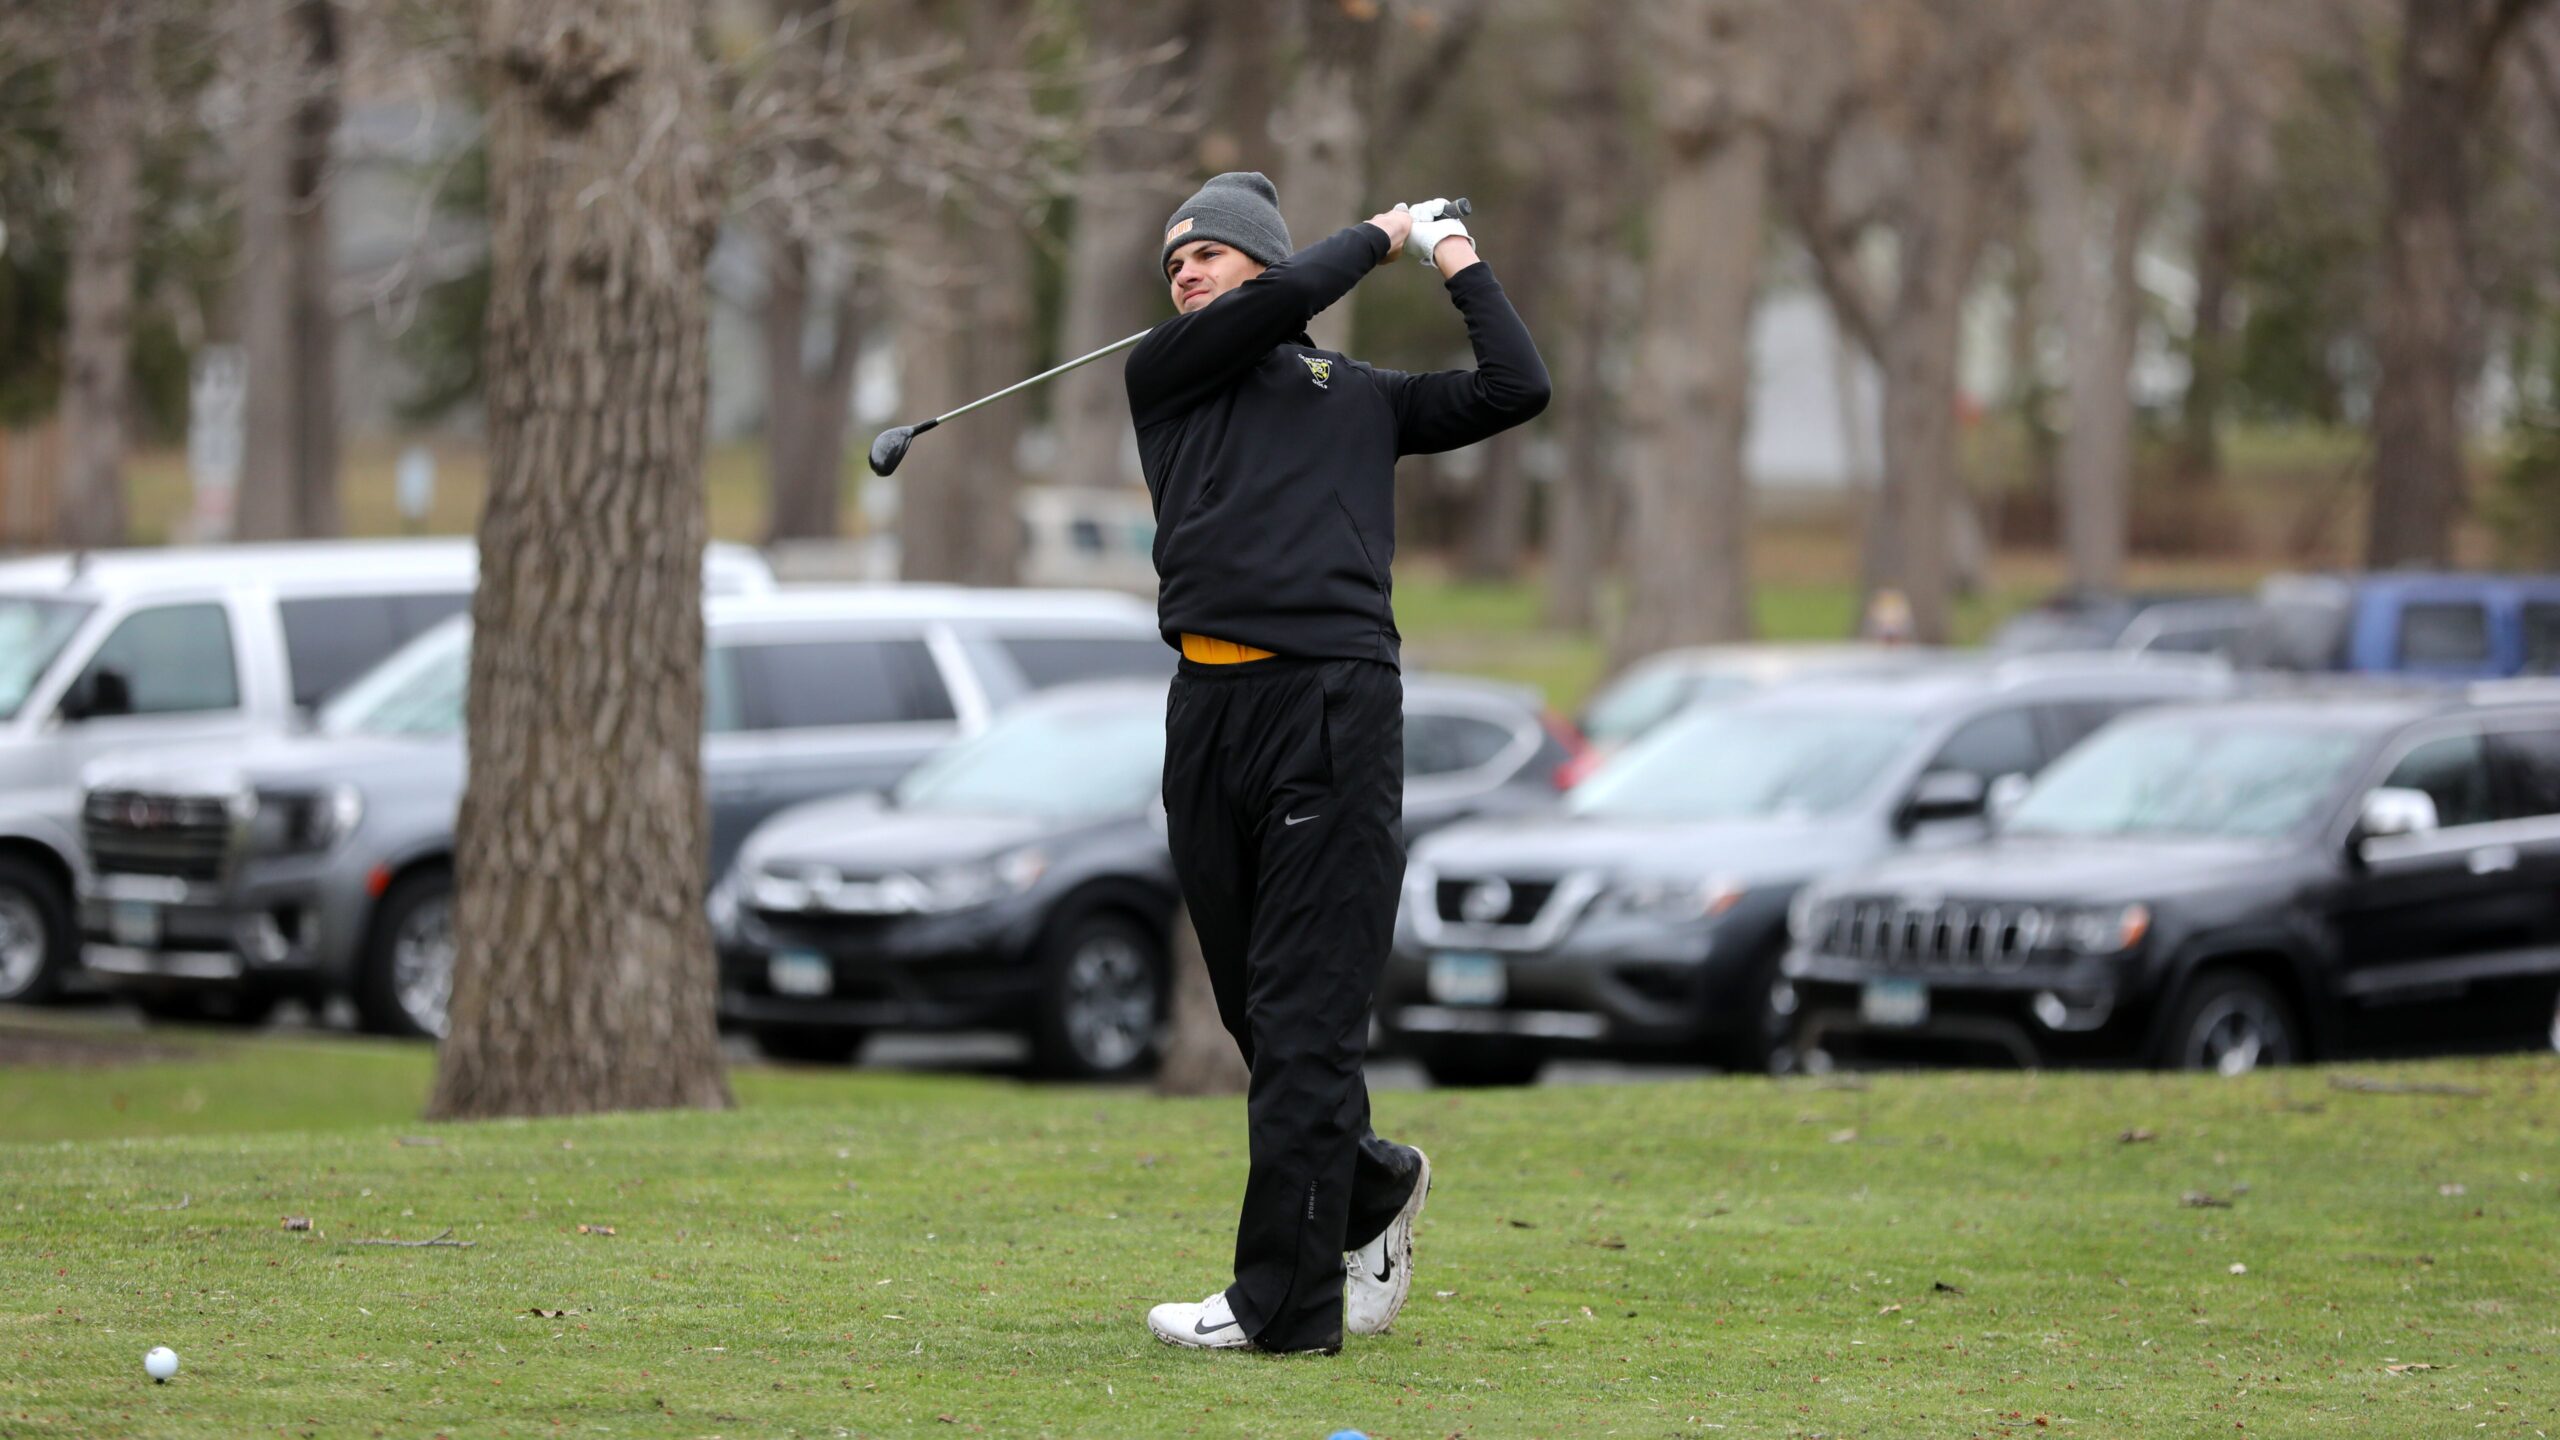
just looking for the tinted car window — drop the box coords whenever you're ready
[2525,604,2560,674]
[1927,708,2041,783]
[2036,701,2132,758]
[732,637,954,729]
[277,592,470,709]
[2398,603,2491,666]
[1407,712,1517,778]
[2492,726,2560,819]
[2381,732,2495,828]
[995,634,1175,690]
[79,604,239,715]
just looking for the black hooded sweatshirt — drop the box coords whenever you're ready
[1124,222,1550,666]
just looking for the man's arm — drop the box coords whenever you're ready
[1373,243,1552,455]
[1124,217,1407,428]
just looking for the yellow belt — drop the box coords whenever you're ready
[1180,633,1276,665]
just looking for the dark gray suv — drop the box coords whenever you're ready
[1381,658,2235,1084]
[76,588,1168,1035]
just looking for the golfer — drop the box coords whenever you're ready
[1129,172,1549,1354]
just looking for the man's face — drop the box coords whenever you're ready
[1166,239,1264,314]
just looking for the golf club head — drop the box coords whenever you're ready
[868,420,930,477]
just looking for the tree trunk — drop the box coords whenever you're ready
[429,0,731,1121]
[1273,0,1380,355]
[58,0,142,550]
[893,0,1032,585]
[287,0,343,537]
[1540,2,1628,633]
[2365,0,2518,567]
[1862,186,1971,645]
[2177,99,2241,484]
[1613,60,1764,666]
[1153,907,1247,1096]
[761,230,866,541]
[2029,82,2142,596]
[235,0,299,542]
[1197,1,1276,174]
[1052,0,1201,490]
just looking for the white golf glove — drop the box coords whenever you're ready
[1397,198,1472,268]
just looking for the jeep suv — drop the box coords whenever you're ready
[0,538,774,1006]
[1785,689,2560,1072]
[76,587,1166,1035]
[1380,657,2234,1085]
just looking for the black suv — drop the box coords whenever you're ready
[1785,689,2560,1072]
[1382,657,2233,1085]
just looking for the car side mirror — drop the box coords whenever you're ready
[1899,769,1989,831]
[58,667,133,723]
[1986,772,2033,823]
[2352,786,2438,857]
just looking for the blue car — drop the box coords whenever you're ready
[2241,573,2560,680]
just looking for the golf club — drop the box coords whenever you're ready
[867,198,1473,478]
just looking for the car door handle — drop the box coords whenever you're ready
[2466,845,2520,876]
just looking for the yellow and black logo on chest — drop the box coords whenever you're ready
[1299,355,1333,390]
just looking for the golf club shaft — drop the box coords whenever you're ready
[930,328,1154,428]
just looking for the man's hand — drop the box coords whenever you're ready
[1403,199,1475,274]
[1364,207,1414,261]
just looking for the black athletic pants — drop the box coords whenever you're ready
[1162,654,1425,1354]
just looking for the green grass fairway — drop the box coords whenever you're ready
[3,1020,2555,1437]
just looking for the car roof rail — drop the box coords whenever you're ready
[2465,677,2560,706]
[1987,650,2232,686]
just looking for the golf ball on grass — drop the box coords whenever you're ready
[144,1346,178,1381]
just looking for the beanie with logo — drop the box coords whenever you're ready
[1159,172,1294,276]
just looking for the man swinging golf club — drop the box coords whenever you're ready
[1130,172,1550,1354]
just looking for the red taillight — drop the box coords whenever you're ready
[1541,709,1592,789]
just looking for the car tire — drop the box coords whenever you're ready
[752,1024,869,1065]
[131,989,278,1027]
[1714,947,1799,1076]
[2158,969,2299,1076]
[356,870,455,1040]
[1413,1039,1547,1088]
[1030,909,1164,1080]
[0,856,75,1006]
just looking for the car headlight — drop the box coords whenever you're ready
[922,847,1048,912]
[2056,902,2150,956]
[1597,875,1745,924]
[254,783,364,853]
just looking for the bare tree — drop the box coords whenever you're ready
[1614,0,1769,664]
[2366,0,2553,566]
[1153,907,1246,1096]
[1774,1,2030,642]
[429,0,730,1121]
[1540,0,1631,632]
[234,0,343,540]
[57,0,145,549]
[754,0,865,541]
[2023,2,2207,595]
[1051,2,1203,491]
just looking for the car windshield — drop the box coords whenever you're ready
[2005,718,2364,839]
[1566,707,1918,821]
[894,695,1164,819]
[1580,668,1752,746]
[317,617,470,737]
[0,594,96,721]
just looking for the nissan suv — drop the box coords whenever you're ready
[1380,657,2235,1085]
[1785,688,2560,1072]
[75,587,1167,1035]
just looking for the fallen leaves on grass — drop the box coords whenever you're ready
[2329,1076,2485,1098]
[1585,1236,1627,1250]
[395,1136,442,1148]
[577,1224,617,1236]
[2119,1127,2156,1143]
[2228,1262,2248,1275]
[1506,1219,1536,1229]
[2437,1183,2467,1197]
[2182,1190,2234,1208]
[525,1307,579,1319]
[1877,1303,1902,1316]
[281,1215,312,1231]
[1827,1128,1859,1145]
[2384,1362,2444,1375]
[1932,1281,1965,1296]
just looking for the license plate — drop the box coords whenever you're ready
[1861,977,1929,1028]
[1427,952,1506,1007]
[110,900,162,949]
[768,951,833,998]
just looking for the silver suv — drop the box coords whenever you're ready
[76,586,1168,1035]
[0,539,774,1006]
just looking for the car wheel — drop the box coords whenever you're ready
[131,990,278,1027]
[0,856,74,1006]
[752,1024,868,1065]
[357,870,454,1040]
[2160,970,2299,1076]
[1715,949,1799,1076]
[1413,1039,1547,1088]
[1031,910,1164,1080]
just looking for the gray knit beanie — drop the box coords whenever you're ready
[1159,171,1293,276]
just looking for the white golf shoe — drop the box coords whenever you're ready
[1344,1148,1431,1336]
[1147,1289,1253,1350]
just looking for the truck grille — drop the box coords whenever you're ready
[84,790,236,883]
[1434,877,1558,928]
[1811,897,2048,972]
